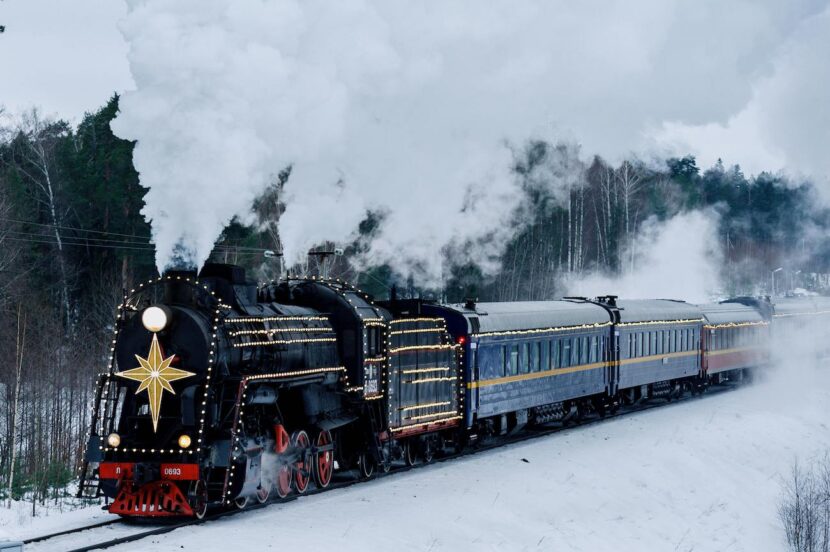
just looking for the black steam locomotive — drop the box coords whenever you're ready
[78,263,830,518]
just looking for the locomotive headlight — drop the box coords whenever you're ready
[178,434,192,449]
[107,433,121,448]
[142,306,169,333]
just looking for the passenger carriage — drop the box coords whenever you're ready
[422,300,614,432]
[698,302,769,383]
[609,299,705,400]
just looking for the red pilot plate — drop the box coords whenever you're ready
[160,464,200,480]
[99,462,134,479]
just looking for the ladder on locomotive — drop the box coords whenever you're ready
[77,374,121,498]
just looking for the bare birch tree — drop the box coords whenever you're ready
[10,109,73,331]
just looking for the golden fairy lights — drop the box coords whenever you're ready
[387,316,463,432]
[401,366,451,375]
[406,376,454,385]
[703,321,769,329]
[232,336,338,348]
[473,321,612,338]
[617,318,704,327]
[228,327,332,337]
[400,401,451,412]
[225,315,330,324]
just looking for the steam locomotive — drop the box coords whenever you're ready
[77,263,830,518]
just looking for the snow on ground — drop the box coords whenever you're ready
[97,364,829,552]
[0,498,105,542]
[5,362,826,551]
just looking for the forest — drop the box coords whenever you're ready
[0,96,828,508]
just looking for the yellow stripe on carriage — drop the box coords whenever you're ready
[468,349,701,389]
[468,361,607,389]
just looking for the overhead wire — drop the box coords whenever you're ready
[0,216,275,254]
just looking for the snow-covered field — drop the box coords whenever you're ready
[6,362,829,551]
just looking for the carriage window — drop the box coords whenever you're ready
[509,345,519,375]
[656,331,662,355]
[580,337,589,364]
[519,342,529,374]
[499,345,506,377]
[366,327,380,356]
[469,347,477,375]
[541,340,550,370]
[572,338,580,366]
[551,340,559,369]
[561,339,571,368]
[531,341,540,372]
[636,333,643,357]
[590,336,598,363]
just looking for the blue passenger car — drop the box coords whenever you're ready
[423,300,613,430]
[611,300,704,400]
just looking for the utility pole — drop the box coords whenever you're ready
[771,267,783,296]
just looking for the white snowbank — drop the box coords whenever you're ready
[102,365,830,552]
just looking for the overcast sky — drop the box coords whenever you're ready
[0,0,133,121]
[3,0,830,276]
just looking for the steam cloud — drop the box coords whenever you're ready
[565,210,724,303]
[112,0,830,275]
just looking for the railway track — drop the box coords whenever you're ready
[22,382,737,552]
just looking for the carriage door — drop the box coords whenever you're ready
[469,340,479,412]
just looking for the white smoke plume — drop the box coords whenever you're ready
[112,0,830,275]
[653,5,830,197]
[565,210,724,303]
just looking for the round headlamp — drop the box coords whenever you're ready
[107,432,121,448]
[178,434,192,449]
[142,306,169,333]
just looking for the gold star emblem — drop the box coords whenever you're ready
[114,334,195,432]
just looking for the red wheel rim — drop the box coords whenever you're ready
[315,429,333,488]
[276,463,292,498]
[292,430,310,494]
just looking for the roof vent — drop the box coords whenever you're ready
[464,297,477,311]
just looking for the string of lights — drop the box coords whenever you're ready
[400,401,451,412]
[232,336,338,348]
[401,366,451,375]
[617,318,704,327]
[228,327,332,337]
[473,321,612,338]
[703,321,769,329]
[405,376,455,385]
[225,315,330,324]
